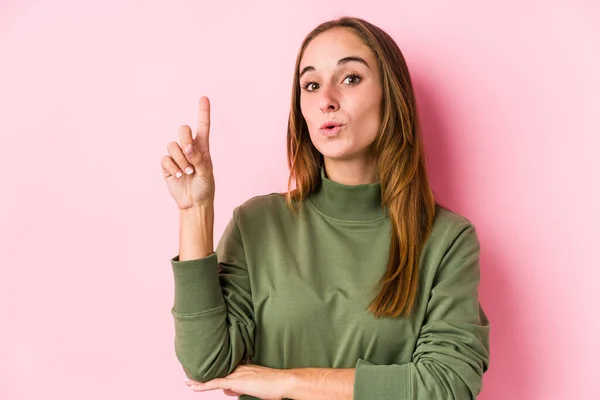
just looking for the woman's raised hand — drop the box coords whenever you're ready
[162,96,215,210]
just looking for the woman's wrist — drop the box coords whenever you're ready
[178,203,215,260]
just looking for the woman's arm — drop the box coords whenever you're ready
[187,364,355,399]
[171,207,256,383]
[286,367,355,400]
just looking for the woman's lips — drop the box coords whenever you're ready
[319,124,344,137]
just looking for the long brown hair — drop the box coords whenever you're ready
[285,17,438,318]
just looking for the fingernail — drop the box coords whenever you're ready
[185,167,193,175]
[175,171,182,178]
[185,144,193,154]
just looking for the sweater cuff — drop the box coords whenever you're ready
[171,253,225,313]
[353,359,410,400]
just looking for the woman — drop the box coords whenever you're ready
[161,16,490,400]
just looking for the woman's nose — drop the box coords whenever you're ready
[318,86,340,112]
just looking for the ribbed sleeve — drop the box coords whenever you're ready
[170,208,256,383]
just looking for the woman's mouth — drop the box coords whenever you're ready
[319,123,345,137]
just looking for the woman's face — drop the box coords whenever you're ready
[299,28,382,162]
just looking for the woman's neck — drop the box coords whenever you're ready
[323,157,379,186]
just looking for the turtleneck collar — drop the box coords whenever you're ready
[308,165,386,222]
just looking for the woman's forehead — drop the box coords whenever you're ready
[300,28,374,72]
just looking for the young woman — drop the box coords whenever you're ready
[161,16,490,400]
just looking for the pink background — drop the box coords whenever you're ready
[1,1,598,399]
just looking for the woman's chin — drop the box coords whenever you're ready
[321,150,357,161]
[315,140,365,161]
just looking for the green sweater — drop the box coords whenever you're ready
[170,168,490,399]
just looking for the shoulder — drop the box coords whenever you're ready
[427,204,480,254]
[433,204,475,232]
[232,192,291,226]
[218,192,290,246]
[237,192,287,213]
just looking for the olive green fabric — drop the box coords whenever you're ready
[171,168,490,399]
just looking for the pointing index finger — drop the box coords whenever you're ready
[196,96,210,146]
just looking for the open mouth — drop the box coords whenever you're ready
[320,121,344,130]
[319,124,344,136]
[320,123,344,129]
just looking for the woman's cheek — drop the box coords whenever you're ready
[300,99,315,127]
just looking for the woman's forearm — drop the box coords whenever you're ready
[178,203,214,261]
[287,367,355,400]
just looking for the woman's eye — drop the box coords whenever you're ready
[302,82,319,91]
[343,74,362,85]
[301,74,361,92]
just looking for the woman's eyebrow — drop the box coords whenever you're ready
[299,56,369,79]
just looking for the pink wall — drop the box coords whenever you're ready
[1,1,598,399]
